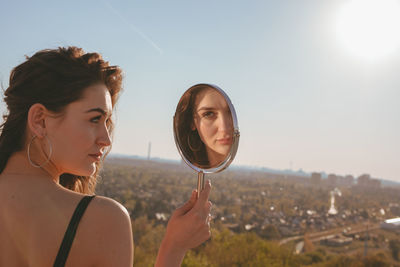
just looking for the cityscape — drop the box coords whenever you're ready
[98,156,400,266]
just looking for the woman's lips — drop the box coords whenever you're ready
[217,137,232,145]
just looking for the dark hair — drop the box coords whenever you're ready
[0,46,123,194]
[174,84,214,168]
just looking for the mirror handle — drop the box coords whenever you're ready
[197,171,204,198]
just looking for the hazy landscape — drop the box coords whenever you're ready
[98,156,400,267]
[1,1,400,266]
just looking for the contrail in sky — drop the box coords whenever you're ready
[102,0,163,55]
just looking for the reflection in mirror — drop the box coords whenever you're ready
[174,84,238,170]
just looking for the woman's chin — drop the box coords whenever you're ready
[68,165,96,177]
[206,149,229,167]
[216,149,230,158]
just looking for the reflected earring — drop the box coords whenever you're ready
[187,132,201,152]
[27,135,53,168]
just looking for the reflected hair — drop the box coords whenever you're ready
[0,46,123,194]
[174,84,212,168]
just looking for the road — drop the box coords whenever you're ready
[279,222,380,248]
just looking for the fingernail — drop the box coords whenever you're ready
[207,180,211,186]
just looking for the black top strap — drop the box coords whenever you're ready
[53,195,96,267]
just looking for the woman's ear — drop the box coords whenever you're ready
[27,103,48,137]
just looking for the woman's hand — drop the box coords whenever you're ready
[155,180,212,267]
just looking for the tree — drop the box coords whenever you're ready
[259,224,281,240]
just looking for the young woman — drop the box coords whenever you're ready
[0,47,212,267]
[174,84,234,169]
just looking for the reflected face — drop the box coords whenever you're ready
[193,88,233,166]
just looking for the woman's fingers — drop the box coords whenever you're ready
[190,217,212,245]
[194,180,212,210]
[174,189,197,216]
[161,184,213,253]
[185,180,212,227]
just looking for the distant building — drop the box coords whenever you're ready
[381,217,400,231]
[310,172,322,185]
[327,174,337,187]
[342,175,354,186]
[357,174,371,185]
[369,179,381,188]
[147,142,151,160]
[155,213,167,221]
[332,175,354,187]
[356,174,381,189]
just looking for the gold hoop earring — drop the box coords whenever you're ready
[27,135,53,168]
[187,132,201,152]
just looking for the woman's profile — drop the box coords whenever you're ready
[0,47,212,266]
[174,84,234,168]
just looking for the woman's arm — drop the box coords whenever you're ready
[155,180,212,267]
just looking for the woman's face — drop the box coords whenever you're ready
[193,88,233,166]
[46,83,112,176]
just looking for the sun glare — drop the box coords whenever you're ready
[335,0,400,61]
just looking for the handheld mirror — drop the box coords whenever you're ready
[173,84,240,196]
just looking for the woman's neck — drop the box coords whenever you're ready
[206,150,225,168]
[1,151,60,184]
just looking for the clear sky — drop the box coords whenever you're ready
[1,0,399,182]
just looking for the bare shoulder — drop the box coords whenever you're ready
[78,196,134,267]
[90,195,131,221]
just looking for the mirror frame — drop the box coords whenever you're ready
[173,83,240,174]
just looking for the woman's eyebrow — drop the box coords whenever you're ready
[197,107,215,112]
[85,108,110,116]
